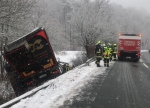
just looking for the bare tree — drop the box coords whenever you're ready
[0,0,36,103]
[0,0,36,41]
[28,0,71,51]
[70,0,111,58]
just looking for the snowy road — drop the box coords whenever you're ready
[59,52,150,108]
[1,51,150,108]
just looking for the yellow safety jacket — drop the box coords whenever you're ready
[103,48,111,59]
[108,47,112,55]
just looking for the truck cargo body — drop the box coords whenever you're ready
[117,34,142,61]
[4,27,61,96]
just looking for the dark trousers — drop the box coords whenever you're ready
[104,58,109,67]
[96,57,102,67]
[110,54,112,62]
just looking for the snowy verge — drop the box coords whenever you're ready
[8,60,115,108]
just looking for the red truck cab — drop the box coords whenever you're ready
[117,33,142,62]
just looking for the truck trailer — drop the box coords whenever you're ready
[117,33,142,62]
[4,27,63,96]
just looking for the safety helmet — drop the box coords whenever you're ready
[114,44,117,46]
[97,40,101,44]
[103,44,105,47]
[107,43,110,46]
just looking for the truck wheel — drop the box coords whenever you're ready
[7,70,25,96]
[11,78,25,96]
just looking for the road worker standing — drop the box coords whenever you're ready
[95,41,103,67]
[112,44,117,61]
[103,46,111,67]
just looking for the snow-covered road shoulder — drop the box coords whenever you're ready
[9,60,115,108]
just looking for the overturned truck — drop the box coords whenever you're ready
[4,27,63,96]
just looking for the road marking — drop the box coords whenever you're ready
[143,63,148,68]
[141,59,149,68]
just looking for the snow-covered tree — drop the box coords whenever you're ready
[70,0,112,58]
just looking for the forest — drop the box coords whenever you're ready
[0,0,150,104]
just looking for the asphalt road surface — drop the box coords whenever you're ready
[59,51,150,108]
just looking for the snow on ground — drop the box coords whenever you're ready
[0,50,147,108]
[141,50,148,52]
[0,51,113,108]
[9,61,112,108]
[55,51,85,66]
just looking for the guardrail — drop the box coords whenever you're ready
[77,57,96,69]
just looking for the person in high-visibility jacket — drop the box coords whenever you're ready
[95,41,103,67]
[63,63,70,73]
[103,46,111,67]
[65,63,70,71]
[112,44,117,61]
[107,43,113,62]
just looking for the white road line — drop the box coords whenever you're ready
[143,63,148,68]
[141,59,149,68]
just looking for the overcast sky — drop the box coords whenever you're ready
[110,0,150,14]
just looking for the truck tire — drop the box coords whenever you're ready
[5,65,26,96]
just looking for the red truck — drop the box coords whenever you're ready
[117,33,142,62]
[4,27,64,96]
